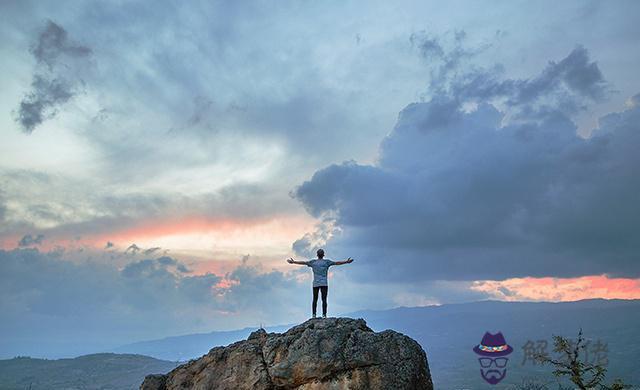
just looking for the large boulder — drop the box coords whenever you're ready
[141,317,433,390]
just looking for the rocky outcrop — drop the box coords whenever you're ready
[140,317,433,390]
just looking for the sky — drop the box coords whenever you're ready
[1,0,640,356]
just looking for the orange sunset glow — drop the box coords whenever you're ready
[472,275,640,301]
[91,214,316,253]
[2,214,316,255]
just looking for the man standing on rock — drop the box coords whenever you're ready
[287,249,354,318]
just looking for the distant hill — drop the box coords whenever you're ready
[114,298,640,389]
[0,353,179,390]
[112,325,291,362]
[348,298,640,389]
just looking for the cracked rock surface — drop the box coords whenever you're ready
[140,317,433,390]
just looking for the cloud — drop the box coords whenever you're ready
[2,246,475,358]
[471,275,640,301]
[29,19,92,69]
[512,45,607,103]
[18,233,45,247]
[2,4,629,255]
[124,243,141,254]
[120,256,195,286]
[215,259,311,321]
[0,169,301,241]
[291,219,340,258]
[449,45,609,118]
[14,75,75,132]
[293,45,640,282]
[627,93,640,108]
[0,249,214,342]
[409,32,609,121]
[14,20,92,133]
[5,2,420,189]
[1,5,639,352]
[411,29,489,95]
[0,196,6,223]
[0,248,308,357]
[143,246,161,255]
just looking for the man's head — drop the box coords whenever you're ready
[316,248,325,258]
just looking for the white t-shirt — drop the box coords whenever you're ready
[304,258,336,287]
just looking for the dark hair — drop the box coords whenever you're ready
[316,248,325,258]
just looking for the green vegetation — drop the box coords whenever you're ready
[0,353,179,390]
[514,329,634,390]
[534,329,631,389]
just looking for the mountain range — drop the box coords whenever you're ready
[1,299,638,389]
[114,298,640,389]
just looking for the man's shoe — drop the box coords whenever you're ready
[312,314,317,319]
[322,314,327,318]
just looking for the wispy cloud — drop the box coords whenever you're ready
[14,20,92,133]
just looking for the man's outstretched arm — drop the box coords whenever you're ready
[287,257,308,265]
[332,257,354,265]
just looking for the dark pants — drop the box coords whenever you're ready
[312,286,328,316]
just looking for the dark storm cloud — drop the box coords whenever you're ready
[293,46,640,282]
[14,20,91,133]
[18,233,45,247]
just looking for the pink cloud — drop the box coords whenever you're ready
[471,275,640,301]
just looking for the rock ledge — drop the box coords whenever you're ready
[141,317,433,389]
